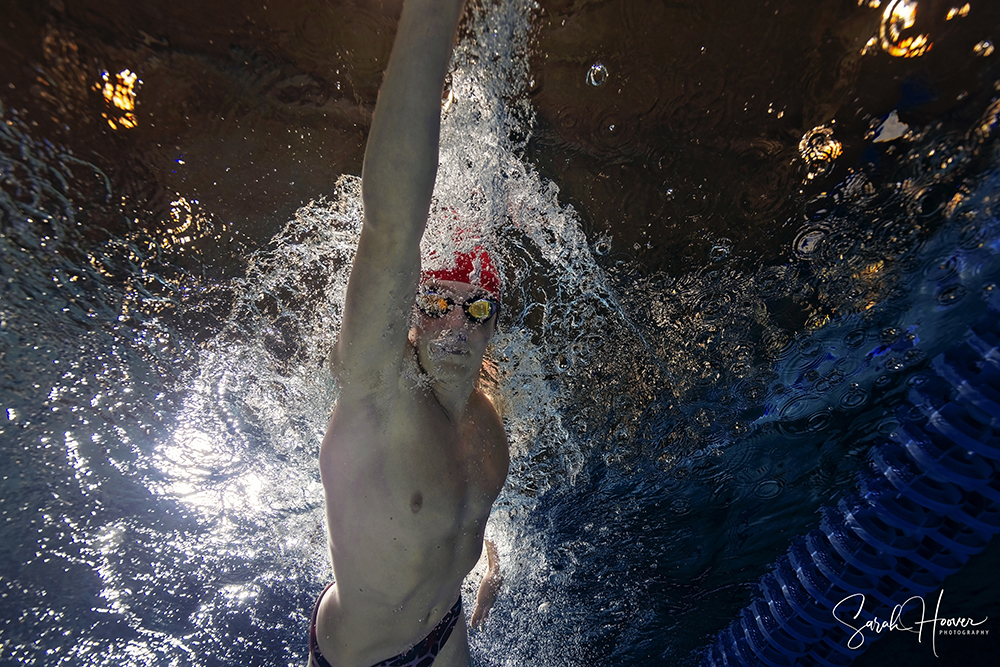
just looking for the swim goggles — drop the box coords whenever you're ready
[416,289,499,324]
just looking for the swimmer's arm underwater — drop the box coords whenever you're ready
[335,0,466,381]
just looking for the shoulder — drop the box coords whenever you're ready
[469,389,509,480]
[470,389,505,436]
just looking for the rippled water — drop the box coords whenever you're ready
[3,0,1000,665]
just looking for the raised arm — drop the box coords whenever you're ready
[335,0,466,383]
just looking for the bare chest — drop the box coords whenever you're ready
[320,388,508,562]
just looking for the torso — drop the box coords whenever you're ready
[315,359,508,667]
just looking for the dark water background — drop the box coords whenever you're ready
[3,0,1000,665]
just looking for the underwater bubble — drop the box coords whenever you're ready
[730,361,753,379]
[814,378,833,394]
[767,445,789,460]
[982,282,997,300]
[743,379,769,403]
[921,139,970,178]
[593,235,612,256]
[709,241,731,262]
[555,353,572,373]
[875,218,922,261]
[911,185,949,218]
[597,112,626,142]
[586,62,608,87]
[805,411,832,432]
[799,126,842,162]
[805,313,829,330]
[878,418,901,435]
[729,421,749,436]
[820,232,858,262]
[880,327,902,344]
[762,328,794,359]
[696,291,732,321]
[885,357,905,372]
[753,479,784,499]
[778,396,813,420]
[834,356,860,377]
[936,283,967,305]
[957,221,987,249]
[669,497,692,515]
[756,265,797,298]
[843,328,867,348]
[794,228,826,257]
[879,0,932,58]
[924,254,959,282]
[799,126,842,179]
[838,384,869,410]
[796,335,824,357]
[803,192,837,222]
[874,374,893,387]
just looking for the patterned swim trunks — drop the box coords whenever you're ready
[309,585,463,667]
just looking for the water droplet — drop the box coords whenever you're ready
[586,62,608,87]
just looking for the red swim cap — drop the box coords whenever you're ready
[421,245,502,297]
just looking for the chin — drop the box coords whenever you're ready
[422,346,484,377]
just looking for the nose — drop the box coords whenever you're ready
[442,307,467,329]
[437,327,468,342]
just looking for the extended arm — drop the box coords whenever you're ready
[336,0,466,382]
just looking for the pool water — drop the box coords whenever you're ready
[3,0,1000,665]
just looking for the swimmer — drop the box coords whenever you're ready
[309,1,508,666]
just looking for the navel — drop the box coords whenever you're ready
[410,491,423,513]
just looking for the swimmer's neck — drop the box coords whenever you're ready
[413,349,479,423]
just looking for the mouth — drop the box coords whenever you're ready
[429,340,471,358]
[428,330,472,359]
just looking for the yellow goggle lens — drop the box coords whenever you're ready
[466,299,492,320]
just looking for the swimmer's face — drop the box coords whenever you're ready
[409,280,498,380]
